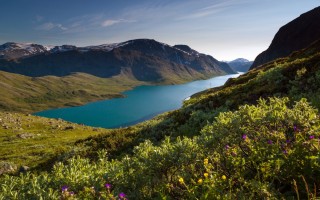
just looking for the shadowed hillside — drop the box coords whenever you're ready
[250,6,320,69]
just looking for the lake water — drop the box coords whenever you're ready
[35,73,242,128]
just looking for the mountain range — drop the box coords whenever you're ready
[0,39,235,81]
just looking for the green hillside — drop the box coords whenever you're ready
[0,72,144,113]
[0,65,227,113]
[0,112,110,172]
[1,39,320,199]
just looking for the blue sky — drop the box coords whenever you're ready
[0,0,319,60]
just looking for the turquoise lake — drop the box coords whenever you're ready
[35,73,242,128]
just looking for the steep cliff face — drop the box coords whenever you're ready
[250,6,320,69]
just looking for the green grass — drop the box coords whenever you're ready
[0,112,110,170]
[74,41,320,163]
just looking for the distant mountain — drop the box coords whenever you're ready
[0,42,49,60]
[250,6,320,69]
[0,39,235,81]
[227,58,252,72]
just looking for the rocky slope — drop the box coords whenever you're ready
[250,6,320,69]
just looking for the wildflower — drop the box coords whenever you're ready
[204,158,209,165]
[286,139,291,144]
[309,135,315,139]
[267,140,273,144]
[221,175,227,180]
[119,192,126,199]
[69,191,74,196]
[197,179,203,184]
[283,150,287,154]
[204,173,209,178]
[225,145,230,150]
[242,134,247,140]
[105,183,111,189]
[293,125,297,132]
[61,185,68,192]
[179,177,184,184]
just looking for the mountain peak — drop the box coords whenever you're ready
[229,58,250,63]
[227,58,253,72]
[0,42,48,59]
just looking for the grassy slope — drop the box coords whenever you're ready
[0,71,144,113]
[0,112,110,170]
[0,66,224,113]
[75,40,320,160]
[0,41,320,199]
[2,41,319,173]
[0,61,227,171]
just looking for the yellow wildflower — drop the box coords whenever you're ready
[221,175,227,180]
[197,179,203,184]
[204,158,209,165]
[178,177,184,184]
[204,173,209,178]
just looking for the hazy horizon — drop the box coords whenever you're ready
[0,0,319,60]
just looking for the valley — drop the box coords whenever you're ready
[0,2,320,200]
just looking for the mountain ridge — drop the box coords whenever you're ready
[0,39,235,80]
[250,6,320,69]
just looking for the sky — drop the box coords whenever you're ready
[0,0,319,60]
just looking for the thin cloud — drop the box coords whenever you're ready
[101,19,136,27]
[177,0,250,20]
[36,22,68,31]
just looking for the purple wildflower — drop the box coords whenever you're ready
[283,150,287,154]
[105,183,111,189]
[69,191,74,196]
[225,145,230,150]
[293,125,297,132]
[61,185,68,192]
[286,139,291,144]
[309,135,315,140]
[119,192,126,199]
[242,134,247,140]
[267,140,273,145]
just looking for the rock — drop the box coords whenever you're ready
[0,162,17,175]
[19,166,30,173]
[64,126,75,130]
[17,133,35,139]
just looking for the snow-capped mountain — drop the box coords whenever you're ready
[81,41,133,52]
[227,58,253,72]
[230,58,251,63]
[0,39,236,79]
[0,41,140,59]
[50,45,77,53]
[0,42,48,59]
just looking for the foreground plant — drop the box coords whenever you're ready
[0,97,319,199]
